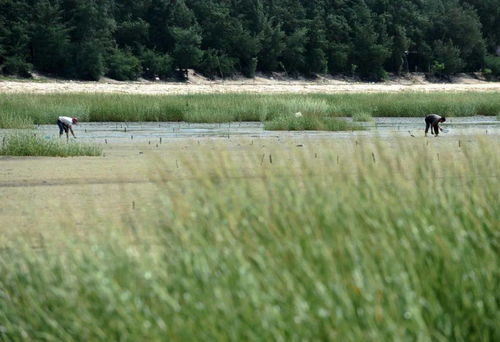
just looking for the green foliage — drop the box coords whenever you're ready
[106,48,142,81]
[484,55,500,78]
[352,23,390,81]
[226,20,260,77]
[0,0,498,79]
[141,50,173,80]
[432,40,464,76]
[115,19,149,52]
[30,0,69,74]
[71,41,104,81]
[171,27,203,74]
[282,28,308,75]
[0,133,102,157]
[257,21,285,72]
[1,55,32,77]
[198,49,237,78]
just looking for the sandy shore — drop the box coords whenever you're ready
[1,79,500,95]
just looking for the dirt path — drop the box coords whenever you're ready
[1,79,500,94]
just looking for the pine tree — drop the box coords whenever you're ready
[258,19,285,72]
[31,0,70,75]
[0,0,32,76]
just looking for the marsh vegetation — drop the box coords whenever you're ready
[0,92,499,131]
[0,133,103,157]
[1,138,498,340]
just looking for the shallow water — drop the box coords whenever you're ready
[1,116,498,144]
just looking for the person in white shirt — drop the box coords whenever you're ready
[57,116,78,141]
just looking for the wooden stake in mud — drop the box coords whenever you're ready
[124,127,127,132]
[437,153,440,161]
[458,140,461,148]
[269,154,273,164]
[105,139,108,144]
[132,201,135,210]
[372,152,376,163]
[131,135,133,140]
[315,153,318,158]
[160,137,162,144]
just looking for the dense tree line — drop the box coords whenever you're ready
[0,0,499,81]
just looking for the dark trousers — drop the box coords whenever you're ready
[57,119,69,135]
[425,117,438,135]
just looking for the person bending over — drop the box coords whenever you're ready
[57,116,78,141]
[425,114,446,137]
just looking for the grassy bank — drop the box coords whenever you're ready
[0,133,102,157]
[1,138,498,340]
[0,92,499,129]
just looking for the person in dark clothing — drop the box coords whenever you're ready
[425,114,446,137]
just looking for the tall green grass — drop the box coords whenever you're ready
[264,114,362,131]
[0,92,498,128]
[1,139,498,340]
[351,111,373,122]
[0,133,102,156]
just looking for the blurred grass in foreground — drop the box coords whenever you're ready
[0,137,499,340]
[0,92,499,128]
[0,133,102,156]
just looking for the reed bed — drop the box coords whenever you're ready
[264,114,361,131]
[1,138,498,340]
[351,111,374,122]
[0,133,102,156]
[0,92,498,129]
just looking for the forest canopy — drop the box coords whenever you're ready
[0,0,499,81]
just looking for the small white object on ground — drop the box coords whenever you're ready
[294,112,303,118]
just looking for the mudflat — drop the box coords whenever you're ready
[1,134,497,244]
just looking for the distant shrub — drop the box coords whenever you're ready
[198,49,237,79]
[106,49,142,81]
[1,56,32,77]
[141,50,173,80]
[484,55,500,79]
[431,40,464,76]
[71,41,104,81]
